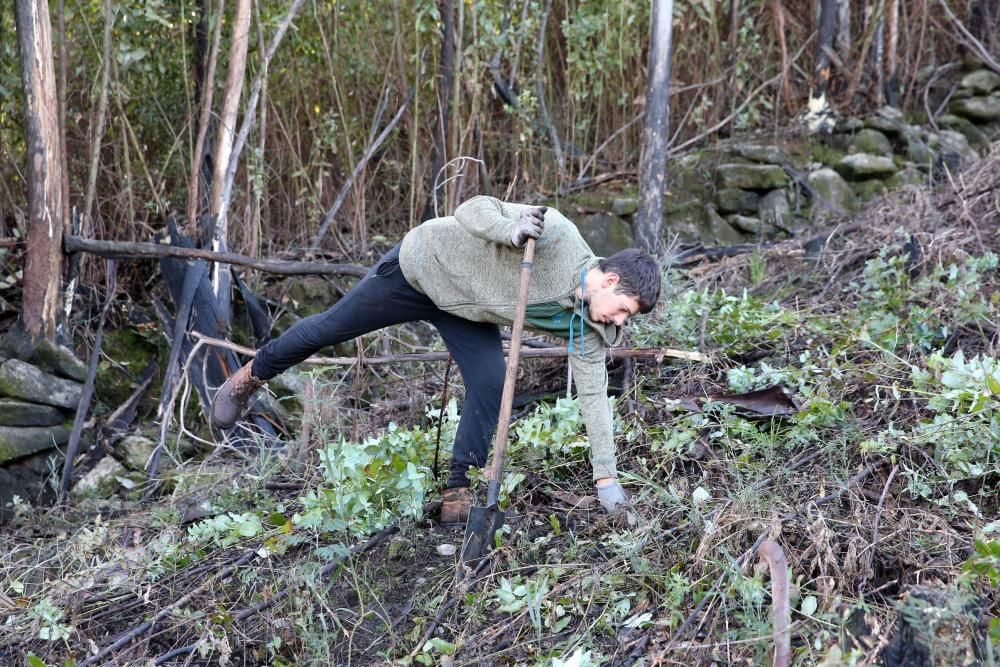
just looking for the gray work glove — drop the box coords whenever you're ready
[596,480,630,514]
[510,206,547,246]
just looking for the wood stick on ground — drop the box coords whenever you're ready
[190,331,707,364]
[863,463,899,593]
[758,540,791,667]
[64,234,368,277]
[659,463,880,657]
[150,524,400,664]
[79,549,257,666]
[59,259,116,502]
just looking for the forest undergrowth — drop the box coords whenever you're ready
[2,149,999,666]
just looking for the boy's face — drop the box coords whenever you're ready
[587,273,640,327]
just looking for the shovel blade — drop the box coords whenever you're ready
[461,504,505,563]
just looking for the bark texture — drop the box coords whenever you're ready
[15,0,65,344]
[635,0,674,253]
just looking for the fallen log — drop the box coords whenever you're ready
[191,331,708,364]
[63,234,368,278]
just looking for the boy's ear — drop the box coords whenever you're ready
[603,272,621,288]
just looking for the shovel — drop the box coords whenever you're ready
[461,237,536,563]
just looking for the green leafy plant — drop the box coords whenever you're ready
[293,408,457,545]
[27,598,73,642]
[187,512,264,548]
[635,287,796,354]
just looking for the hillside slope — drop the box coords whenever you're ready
[2,148,998,666]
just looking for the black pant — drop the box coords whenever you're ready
[253,245,505,488]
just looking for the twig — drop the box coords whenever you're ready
[433,355,454,482]
[938,0,1000,73]
[864,464,899,593]
[64,234,368,278]
[191,331,708,364]
[149,525,401,664]
[185,0,225,233]
[145,263,208,489]
[59,260,117,502]
[218,0,308,229]
[82,0,114,230]
[757,540,791,667]
[80,550,257,666]
[311,85,417,252]
[533,0,564,181]
[661,463,880,654]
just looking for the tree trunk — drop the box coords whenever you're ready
[772,0,793,113]
[635,0,674,254]
[870,1,886,107]
[806,0,839,132]
[208,0,252,328]
[15,0,65,345]
[55,0,70,227]
[423,0,455,221]
[186,0,221,236]
[83,0,114,231]
[883,0,899,106]
[836,0,851,61]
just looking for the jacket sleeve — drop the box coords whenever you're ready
[570,329,618,480]
[453,195,521,247]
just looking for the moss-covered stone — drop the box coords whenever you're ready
[0,424,69,464]
[0,360,83,410]
[716,164,789,190]
[726,214,764,235]
[733,144,789,165]
[573,213,635,256]
[0,399,64,427]
[71,456,125,499]
[928,130,981,169]
[121,434,156,471]
[854,178,891,201]
[938,113,991,148]
[960,69,1000,95]
[663,200,709,240]
[849,129,893,157]
[950,93,1000,122]
[759,189,792,229]
[716,188,760,214]
[34,339,88,382]
[704,205,748,245]
[610,197,639,216]
[807,168,857,220]
[95,328,162,413]
[835,153,897,180]
[864,106,906,137]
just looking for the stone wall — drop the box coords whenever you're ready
[555,65,999,247]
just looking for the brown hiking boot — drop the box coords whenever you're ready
[211,361,266,430]
[440,487,472,525]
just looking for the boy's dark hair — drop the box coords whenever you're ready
[599,248,661,314]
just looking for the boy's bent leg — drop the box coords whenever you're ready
[251,245,438,379]
[213,245,437,429]
[432,315,506,489]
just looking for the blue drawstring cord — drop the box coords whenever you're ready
[568,269,587,358]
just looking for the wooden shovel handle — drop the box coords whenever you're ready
[485,238,535,506]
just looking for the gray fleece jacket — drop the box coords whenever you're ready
[399,195,622,480]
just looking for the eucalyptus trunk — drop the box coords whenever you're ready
[424,0,455,220]
[636,0,674,254]
[14,0,65,344]
[208,0,251,328]
[807,0,839,132]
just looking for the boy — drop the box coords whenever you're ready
[213,196,661,522]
